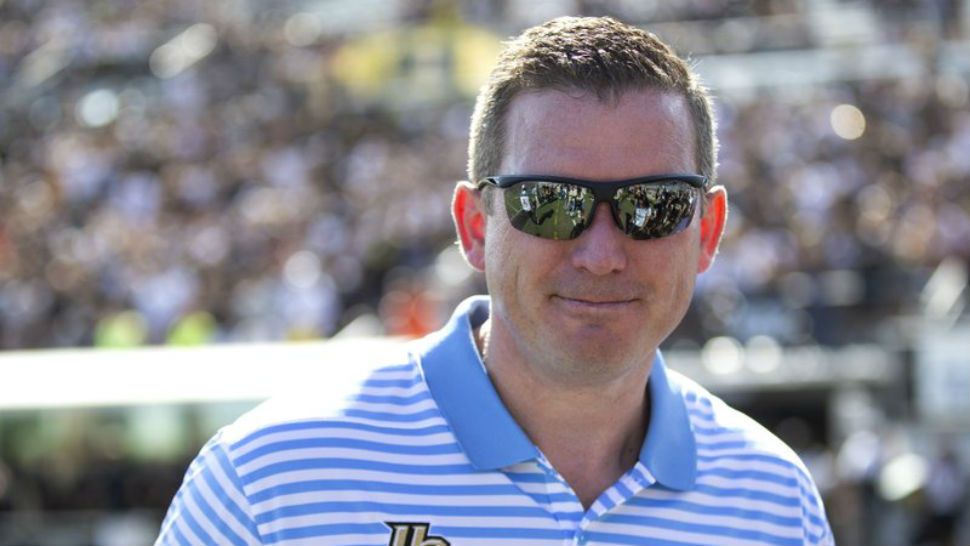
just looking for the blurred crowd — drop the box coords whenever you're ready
[692,75,970,346]
[776,418,969,546]
[1,0,470,348]
[1,0,968,350]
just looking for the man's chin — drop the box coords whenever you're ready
[541,330,646,376]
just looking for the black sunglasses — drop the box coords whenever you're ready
[478,174,707,241]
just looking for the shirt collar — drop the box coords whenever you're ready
[412,296,537,470]
[640,350,698,490]
[414,296,696,490]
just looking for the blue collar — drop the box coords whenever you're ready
[413,296,697,491]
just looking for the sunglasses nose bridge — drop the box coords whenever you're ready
[568,199,631,274]
[585,199,625,237]
[605,191,627,233]
[586,188,626,235]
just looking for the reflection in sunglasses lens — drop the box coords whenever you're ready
[615,183,696,240]
[503,180,696,241]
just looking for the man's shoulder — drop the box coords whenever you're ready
[215,357,437,455]
[670,370,834,542]
[669,369,813,476]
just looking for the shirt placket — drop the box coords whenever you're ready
[524,456,583,544]
[573,461,658,545]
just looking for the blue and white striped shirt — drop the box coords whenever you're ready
[157,297,834,545]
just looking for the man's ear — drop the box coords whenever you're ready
[452,181,487,272]
[697,185,728,273]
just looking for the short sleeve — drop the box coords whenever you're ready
[155,432,262,546]
[799,472,835,546]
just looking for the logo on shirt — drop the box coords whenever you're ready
[385,522,451,546]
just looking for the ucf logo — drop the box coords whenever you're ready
[385,522,451,546]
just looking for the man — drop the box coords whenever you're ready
[157,16,834,545]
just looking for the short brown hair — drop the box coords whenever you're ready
[468,16,717,190]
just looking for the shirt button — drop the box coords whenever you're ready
[576,533,587,545]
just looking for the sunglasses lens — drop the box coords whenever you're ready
[614,182,697,240]
[503,181,594,240]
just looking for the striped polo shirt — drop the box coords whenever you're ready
[156,296,834,546]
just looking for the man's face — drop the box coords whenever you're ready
[454,87,726,386]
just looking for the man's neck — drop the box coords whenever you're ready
[475,320,653,509]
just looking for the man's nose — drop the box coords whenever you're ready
[569,203,628,275]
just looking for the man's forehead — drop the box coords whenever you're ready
[500,87,695,177]
[507,87,688,125]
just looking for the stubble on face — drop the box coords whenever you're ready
[482,87,701,389]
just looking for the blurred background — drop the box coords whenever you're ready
[1,0,969,544]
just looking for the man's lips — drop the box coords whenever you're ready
[552,295,639,307]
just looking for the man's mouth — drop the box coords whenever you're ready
[552,295,638,307]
